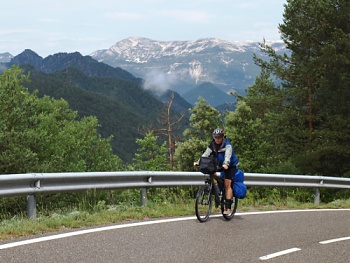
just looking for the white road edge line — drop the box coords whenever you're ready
[0,209,349,250]
[320,236,350,244]
[259,248,301,261]
[0,216,197,250]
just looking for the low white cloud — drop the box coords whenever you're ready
[143,69,177,95]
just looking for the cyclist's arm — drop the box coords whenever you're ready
[201,147,212,158]
[224,144,232,166]
[194,147,212,166]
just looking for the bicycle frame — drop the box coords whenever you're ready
[195,171,238,222]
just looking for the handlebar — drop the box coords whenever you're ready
[216,166,224,172]
[193,166,224,183]
[194,165,224,173]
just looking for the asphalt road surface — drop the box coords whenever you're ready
[0,209,349,263]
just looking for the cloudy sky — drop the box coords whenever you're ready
[1,0,286,57]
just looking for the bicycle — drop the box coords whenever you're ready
[195,168,238,222]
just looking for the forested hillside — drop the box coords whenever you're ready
[19,65,186,162]
[0,67,123,174]
[1,48,191,162]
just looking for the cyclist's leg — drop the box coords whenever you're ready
[223,166,236,213]
[224,179,233,199]
[224,179,232,212]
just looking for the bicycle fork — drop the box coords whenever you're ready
[213,183,222,208]
[199,181,212,206]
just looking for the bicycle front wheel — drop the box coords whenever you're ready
[195,184,212,222]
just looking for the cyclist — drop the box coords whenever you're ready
[194,128,239,214]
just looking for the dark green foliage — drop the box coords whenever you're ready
[0,196,27,219]
[52,67,164,123]
[174,98,223,171]
[6,50,190,161]
[215,102,236,113]
[229,0,350,202]
[155,89,192,117]
[19,65,167,162]
[0,66,122,173]
[132,131,169,171]
[250,0,350,178]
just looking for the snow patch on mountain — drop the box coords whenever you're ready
[90,37,287,95]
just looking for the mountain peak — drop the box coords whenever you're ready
[0,52,14,63]
[90,36,288,95]
[107,37,249,55]
[103,37,285,57]
[9,49,43,68]
[21,49,43,58]
[6,49,140,83]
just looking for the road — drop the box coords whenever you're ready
[0,209,349,263]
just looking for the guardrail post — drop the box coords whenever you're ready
[27,195,37,220]
[314,188,320,205]
[140,188,147,206]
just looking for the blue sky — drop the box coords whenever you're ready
[1,0,286,57]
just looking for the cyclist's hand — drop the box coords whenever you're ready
[194,162,199,167]
[223,164,229,170]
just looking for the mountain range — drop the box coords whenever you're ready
[0,37,288,161]
[90,37,287,96]
[1,37,288,107]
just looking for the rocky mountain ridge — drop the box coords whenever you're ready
[0,52,13,63]
[91,37,287,95]
[1,37,288,107]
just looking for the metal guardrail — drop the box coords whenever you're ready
[1,171,350,219]
[0,171,205,197]
[245,173,350,189]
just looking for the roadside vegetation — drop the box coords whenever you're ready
[1,188,350,241]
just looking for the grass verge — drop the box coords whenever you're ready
[1,198,350,241]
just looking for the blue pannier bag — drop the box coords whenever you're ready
[234,168,244,182]
[233,182,247,199]
[233,169,246,199]
[220,168,247,198]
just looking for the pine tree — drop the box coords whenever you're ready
[174,97,222,171]
[132,131,169,171]
[254,0,350,176]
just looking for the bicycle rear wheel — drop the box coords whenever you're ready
[221,196,238,221]
[195,184,212,222]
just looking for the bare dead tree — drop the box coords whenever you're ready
[156,91,185,170]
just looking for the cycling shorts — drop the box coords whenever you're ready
[222,166,236,181]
